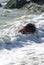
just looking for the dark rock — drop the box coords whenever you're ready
[4,0,30,9]
[19,23,36,34]
[12,0,30,9]
[31,0,44,5]
[0,3,2,7]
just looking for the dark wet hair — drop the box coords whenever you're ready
[24,23,36,33]
[19,23,36,34]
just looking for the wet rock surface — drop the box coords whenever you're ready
[31,0,44,5]
[4,0,44,13]
[4,0,30,9]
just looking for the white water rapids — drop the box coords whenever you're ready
[0,7,44,65]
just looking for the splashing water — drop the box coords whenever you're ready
[0,7,44,65]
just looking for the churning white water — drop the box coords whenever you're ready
[0,5,44,65]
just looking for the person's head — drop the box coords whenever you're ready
[19,23,36,34]
[25,23,36,33]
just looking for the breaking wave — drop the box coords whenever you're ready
[0,9,44,49]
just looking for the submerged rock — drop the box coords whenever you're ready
[19,23,36,34]
[4,0,30,9]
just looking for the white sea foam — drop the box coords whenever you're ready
[0,7,44,65]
